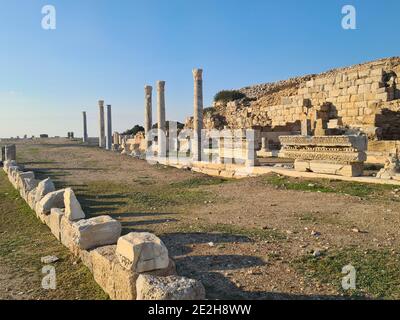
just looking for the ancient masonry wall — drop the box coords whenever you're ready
[209,58,400,140]
[2,160,205,300]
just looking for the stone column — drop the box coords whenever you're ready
[157,81,166,157]
[144,86,153,136]
[98,100,106,148]
[192,69,203,161]
[82,111,88,143]
[106,104,112,150]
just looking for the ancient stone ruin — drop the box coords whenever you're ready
[88,57,400,183]
[2,155,205,300]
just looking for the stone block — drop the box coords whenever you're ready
[49,208,64,241]
[36,189,65,215]
[64,188,85,221]
[27,187,37,209]
[60,216,80,255]
[116,232,169,273]
[136,275,206,300]
[294,160,364,177]
[73,216,121,250]
[90,245,176,300]
[35,178,56,202]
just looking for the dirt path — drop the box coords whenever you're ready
[5,138,400,299]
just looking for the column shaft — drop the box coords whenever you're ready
[82,111,88,143]
[98,100,105,148]
[192,69,203,161]
[106,105,112,150]
[157,81,166,157]
[144,86,153,135]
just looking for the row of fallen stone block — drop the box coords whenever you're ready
[2,160,206,300]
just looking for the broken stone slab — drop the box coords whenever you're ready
[27,187,38,209]
[36,189,66,215]
[20,177,38,201]
[64,188,85,221]
[35,178,56,202]
[23,177,38,193]
[49,208,65,241]
[136,275,206,300]
[73,216,121,250]
[90,245,176,300]
[60,215,121,253]
[294,160,364,177]
[60,216,80,255]
[16,172,35,190]
[116,232,169,273]
[41,256,59,264]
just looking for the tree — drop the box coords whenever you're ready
[122,125,144,136]
[214,90,246,103]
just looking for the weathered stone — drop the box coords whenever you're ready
[60,216,80,255]
[280,135,367,177]
[27,187,38,209]
[64,188,85,221]
[116,232,169,273]
[73,216,121,250]
[16,172,35,191]
[136,275,206,300]
[91,245,176,300]
[295,160,364,177]
[376,155,400,179]
[36,189,65,215]
[35,178,56,202]
[49,208,64,241]
[3,160,17,173]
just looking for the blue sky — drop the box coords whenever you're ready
[1,0,399,138]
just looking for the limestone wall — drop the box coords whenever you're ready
[203,57,400,139]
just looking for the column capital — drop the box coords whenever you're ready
[98,100,104,107]
[157,81,166,91]
[144,85,152,95]
[192,69,203,81]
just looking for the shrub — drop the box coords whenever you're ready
[122,125,144,136]
[214,90,246,103]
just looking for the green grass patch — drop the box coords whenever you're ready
[171,223,286,242]
[0,172,108,300]
[169,176,228,188]
[262,173,397,199]
[127,189,212,209]
[293,248,400,299]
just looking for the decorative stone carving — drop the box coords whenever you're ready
[280,135,368,177]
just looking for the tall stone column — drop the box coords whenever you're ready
[157,81,166,157]
[192,69,203,161]
[82,111,88,143]
[106,104,112,150]
[144,86,153,136]
[98,100,106,148]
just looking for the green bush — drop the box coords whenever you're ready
[214,90,246,103]
[122,125,144,136]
